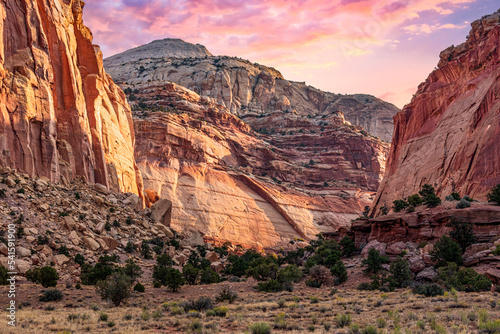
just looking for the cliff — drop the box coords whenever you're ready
[104,41,399,142]
[0,0,143,195]
[129,82,389,249]
[374,10,500,214]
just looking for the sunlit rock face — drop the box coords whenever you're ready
[373,10,500,215]
[129,82,389,249]
[0,0,143,195]
[104,39,399,142]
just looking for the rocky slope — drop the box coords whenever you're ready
[373,10,500,214]
[127,82,388,249]
[0,0,142,196]
[104,41,399,142]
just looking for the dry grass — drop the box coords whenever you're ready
[1,282,499,333]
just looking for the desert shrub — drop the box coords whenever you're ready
[246,256,279,281]
[74,253,85,265]
[156,254,173,267]
[479,320,500,333]
[456,199,471,209]
[362,248,389,274]
[407,194,423,207]
[448,219,476,252]
[96,272,132,306]
[181,296,213,312]
[330,260,348,285]
[225,250,261,277]
[437,263,492,292]
[362,325,378,334]
[380,205,388,215]
[125,241,135,253]
[216,286,238,303]
[413,283,445,297]
[392,199,409,213]
[487,184,500,206]
[419,184,441,208]
[153,254,174,286]
[249,322,272,334]
[39,289,63,302]
[82,254,118,281]
[357,282,375,291]
[336,313,352,328]
[451,192,461,200]
[277,264,302,284]
[340,236,358,256]
[305,240,342,269]
[141,241,152,259]
[493,245,500,256]
[389,257,411,288]
[182,264,200,285]
[133,282,145,292]
[27,266,59,288]
[307,265,333,287]
[199,267,220,284]
[257,279,283,292]
[430,236,463,267]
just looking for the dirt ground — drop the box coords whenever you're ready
[1,277,499,334]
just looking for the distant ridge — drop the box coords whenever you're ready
[105,38,213,65]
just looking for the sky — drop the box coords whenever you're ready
[83,0,499,109]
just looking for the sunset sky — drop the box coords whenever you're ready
[84,0,499,109]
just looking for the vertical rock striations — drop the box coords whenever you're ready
[374,10,500,214]
[0,0,143,195]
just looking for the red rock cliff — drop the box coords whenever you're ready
[0,0,143,195]
[374,10,500,214]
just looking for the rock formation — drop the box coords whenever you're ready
[104,41,399,142]
[0,0,142,195]
[128,82,388,249]
[373,10,500,214]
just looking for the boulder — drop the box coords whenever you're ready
[205,251,220,263]
[83,237,100,251]
[210,261,225,273]
[464,243,493,258]
[416,267,437,281]
[54,254,69,266]
[173,254,187,266]
[16,247,31,258]
[69,231,81,245]
[0,243,7,256]
[386,242,406,255]
[16,259,31,274]
[123,193,143,211]
[102,236,119,250]
[408,256,426,273]
[155,224,174,239]
[151,199,172,227]
[361,240,387,256]
[93,183,109,194]
[63,216,76,230]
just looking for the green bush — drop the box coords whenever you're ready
[407,194,423,207]
[430,236,463,267]
[437,263,492,292]
[74,254,85,265]
[181,296,213,312]
[419,184,441,208]
[330,260,348,285]
[133,282,145,292]
[121,258,143,282]
[448,219,476,252]
[413,283,445,297]
[39,289,63,302]
[361,248,389,274]
[182,264,200,285]
[277,265,302,284]
[451,192,461,201]
[389,257,411,288]
[96,272,132,306]
[305,240,342,269]
[164,268,184,292]
[249,322,272,334]
[307,265,333,287]
[456,199,471,209]
[478,320,500,333]
[27,266,59,287]
[340,236,358,256]
[392,199,409,213]
[153,254,174,286]
[125,241,135,253]
[199,267,220,284]
[335,313,352,328]
[225,250,261,277]
[487,184,500,205]
[257,279,283,292]
[246,256,279,281]
[81,255,118,285]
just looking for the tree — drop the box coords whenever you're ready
[330,260,348,285]
[164,268,184,292]
[448,219,476,252]
[362,248,389,274]
[419,184,441,208]
[389,257,411,288]
[430,236,463,267]
[96,272,132,306]
[199,267,220,284]
[407,194,423,207]
[487,184,500,205]
[246,257,279,281]
[183,264,200,285]
[40,266,59,288]
[392,199,409,213]
[340,236,357,256]
[121,259,143,283]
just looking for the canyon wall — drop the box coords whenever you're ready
[104,40,399,142]
[0,0,142,195]
[130,82,389,249]
[374,10,500,214]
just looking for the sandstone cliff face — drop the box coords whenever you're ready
[0,0,142,195]
[104,41,399,142]
[374,10,500,213]
[128,82,388,249]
